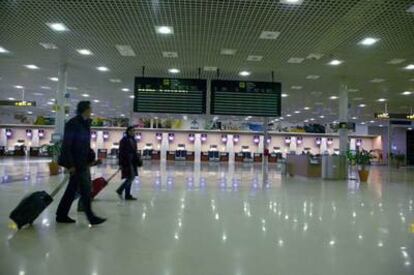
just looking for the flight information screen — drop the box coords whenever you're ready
[134,77,207,114]
[210,80,281,117]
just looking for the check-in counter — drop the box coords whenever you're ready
[286,154,321,177]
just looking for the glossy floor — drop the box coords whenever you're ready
[0,159,413,275]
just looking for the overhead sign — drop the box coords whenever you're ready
[210,80,281,117]
[0,100,36,107]
[375,113,414,120]
[134,77,206,114]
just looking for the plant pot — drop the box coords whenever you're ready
[358,169,369,182]
[48,161,60,176]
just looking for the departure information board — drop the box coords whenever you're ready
[134,77,206,114]
[210,80,281,117]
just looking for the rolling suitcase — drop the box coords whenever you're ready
[9,174,69,229]
[91,169,120,198]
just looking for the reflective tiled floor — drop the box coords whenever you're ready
[0,158,413,275]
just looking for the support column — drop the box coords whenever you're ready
[338,84,349,155]
[387,121,392,166]
[55,63,68,139]
[194,133,202,163]
[262,118,269,187]
[32,129,40,147]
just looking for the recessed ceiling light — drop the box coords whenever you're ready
[46,22,69,32]
[14,85,24,89]
[82,94,90,98]
[304,119,309,123]
[377,98,387,102]
[304,107,310,110]
[47,101,54,105]
[294,110,301,114]
[41,86,51,90]
[239,71,251,76]
[220,48,237,55]
[329,96,339,100]
[286,114,292,117]
[162,51,178,58]
[361,122,366,125]
[259,31,281,40]
[203,66,217,72]
[96,66,109,72]
[39,42,58,50]
[386,58,406,65]
[115,45,136,57]
[27,111,33,115]
[358,104,367,108]
[370,78,385,83]
[168,68,180,74]
[8,97,15,101]
[49,77,58,82]
[287,57,304,64]
[291,86,303,90]
[404,64,414,70]
[280,0,303,4]
[122,88,130,92]
[310,118,315,121]
[129,95,135,99]
[306,53,324,60]
[0,46,10,53]
[402,91,412,95]
[93,99,99,103]
[320,115,325,118]
[77,49,93,55]
[281,93,289,98]
[24,64,39,70]
[351,116,358,120]
[246,55,263,61]
[306,75,320,80]
[328,59,343,66]
[407,5,414,13]
[155,26,174,34]
[120,114,126,117]
[109,78,122,83]
[359,37,379,46]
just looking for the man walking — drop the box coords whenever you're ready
[56,101,106,225]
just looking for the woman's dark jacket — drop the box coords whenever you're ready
[118,135,139,179]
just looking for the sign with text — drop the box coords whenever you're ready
[0,100,36,107]
[375,113,414,120]
[210,80,281,117]
[134,77,206,114]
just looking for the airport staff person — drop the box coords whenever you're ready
[56,101,106,225]
[116,126,140,200]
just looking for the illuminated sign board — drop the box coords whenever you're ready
[375,113,414,120]
[0,100,36,107]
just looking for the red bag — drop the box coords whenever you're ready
[91,169,119,198]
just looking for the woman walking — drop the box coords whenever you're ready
[116,126,141,200]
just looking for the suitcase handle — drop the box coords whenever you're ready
[106,169,120,184]
[50,174,70,198]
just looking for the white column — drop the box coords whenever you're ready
[194,133,201,163]
[0,129,7,147]
[96,131,104,149]
[350,138,356,151]
[161,133,169,161]
[387,122,392,166]
[258,136,264,153]
[227,134,234,163]
[32,129,40,147]
[321,137,328,154]
[290,137,297,154]
[339,84,349,155]
[54,63,68,139]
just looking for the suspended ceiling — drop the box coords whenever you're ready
[0,0,413,125]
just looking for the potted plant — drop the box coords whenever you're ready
[354,150,374,182]
[48,141,61,176]
[391,153,405,169]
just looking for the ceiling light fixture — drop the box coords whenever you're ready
[239,71,251,76]
[82,94,90,98]
[404,64,414,70]
[259,31,281,40]
[402,91,412,95]
[115,45,136,57]
[162,51,178,58]
[0,46,10,53]
[77,49,93,55]
[109,78,122,83]
[97,66,109,72]
[220,48,237,55]
[41,86,51,90]
[247,55,263,62]
[377,98,387,102]
[46,22,69,32]
[386,58,406,65]
[155,26,174,34]
[129,95,135,99]
[203,66,217,72]
[281,93,289,98]
[358,104,367,108]
[39,42,57,50]
[328,59,343,66]
[304,107,310,110]
[14,85,24,89]
[8,97,15,101]
[24,64,39,70]
[329,96,339,100]
[93,99,100,103]
[168,68,180,74]
[121,88,130,92]
[49,77,58,82]
[280,0,303,4]
[320,115,325,118]
[359,37,379,46]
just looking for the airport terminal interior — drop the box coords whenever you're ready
[0,0,414,274]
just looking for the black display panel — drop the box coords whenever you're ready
[134,77,206,114]
[210,80,281,117]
